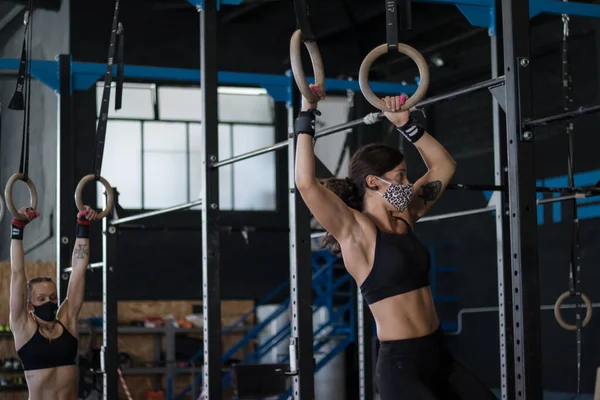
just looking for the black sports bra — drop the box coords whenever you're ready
[359,217,431,305]
[17,320,79,371]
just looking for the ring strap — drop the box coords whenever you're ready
[115,23,125,111]
[9,3,34,181]
[93,0,124,180]
[386,0,412,51]
[293,0,315,41]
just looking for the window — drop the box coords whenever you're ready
[96,82,277,211]
[313,96,352,177]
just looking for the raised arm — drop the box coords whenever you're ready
[9,208,40,331]
[294,85,360,242]
[65,206,97,320]
[383,95,457,220]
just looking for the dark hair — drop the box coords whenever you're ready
[27,277,54,301]
[320,143,405,253]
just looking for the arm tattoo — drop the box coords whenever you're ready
[74,244,89,260]
[418,181,442,205]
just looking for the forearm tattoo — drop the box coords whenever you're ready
[74,244,89,260]
[418,181,442,205]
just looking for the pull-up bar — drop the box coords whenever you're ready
[309,192,590,239]
[523,104,600,128]
[111,199,203,226]
[212,75,506,169]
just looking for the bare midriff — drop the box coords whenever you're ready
[23,365,78,400]
[368,286,440,341]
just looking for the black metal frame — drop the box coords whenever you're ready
[57,55,75,302]
[287,81,316,399]
[199,1,223,398]
[491,5,515,399]
[500,0,543,398]
[103,197,119,400]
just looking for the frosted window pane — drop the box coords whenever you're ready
[143,153,188,209]
[219,93,274,123]
[96,83,155,120]
[189,123,233,209]
[158,87,202,122]
[143,122,188,209]
[232,125,276,211]
[143,121,187,151]
[95,120,143,209]
[313,96,351,177]
[158,87,275,123]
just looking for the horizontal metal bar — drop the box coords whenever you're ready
[447,301,600,336]
[416,75,505,108]
[111,199,203,226]
[523,104,600,128]
[310,205,496,238]
[449,183,600,194]
[530,0,600,18]
[414,0,493,6]
[418,205,496,222]
[212,113,380,168]
[64,262,104,273]
[213,76,506,169]
[537,193,585,205]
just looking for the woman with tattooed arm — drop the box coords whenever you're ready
[9,206,97,400]
[294,85,496,399]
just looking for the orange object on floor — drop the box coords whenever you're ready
[145,389,165,400]
[177,318,193,329]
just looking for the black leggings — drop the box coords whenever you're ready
[375,328,498,400]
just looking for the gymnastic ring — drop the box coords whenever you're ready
[4,173,38,221]
[75,174,115,220]
[359,43,430,112]
[290,29,325,104]
[553,291,593,331]
[0,194,5,223]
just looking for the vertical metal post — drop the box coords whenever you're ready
[166,319,176,400]
[357,290,374,400]
[57,54,75,302]
[491,5,516,398]
[500,0,542,399]
[287,71,315,399]
[199,1,222,398]
[103,208,118,400]
[491,28,515,399]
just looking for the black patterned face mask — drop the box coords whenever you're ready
[376,177,414,213]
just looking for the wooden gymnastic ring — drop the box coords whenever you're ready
[554,291,593,331]
[75,174,115,220]
[4,173,38,221]
[0,194,4,223]
[290,29,325,104]
[359,43,430,112]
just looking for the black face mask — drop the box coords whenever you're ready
[32,301,58,322]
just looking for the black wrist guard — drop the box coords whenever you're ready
[76,224,90,239]
[294,109,321,137]
[396,117,425,143]
[11,224,24,240]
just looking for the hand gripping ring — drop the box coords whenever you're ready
[4,173,38,221]
[75,174,115,220]
[290,29,325,104]
[359,43,430,112]
[554,291,593,331]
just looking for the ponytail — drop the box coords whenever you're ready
[318,177,363,254]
